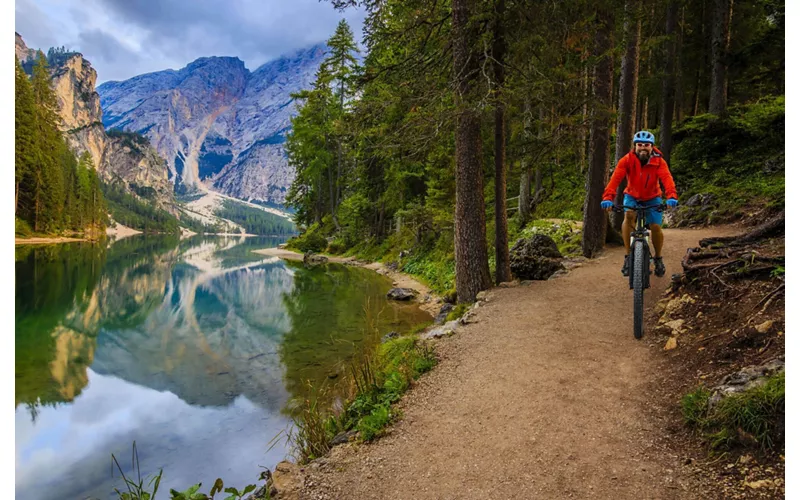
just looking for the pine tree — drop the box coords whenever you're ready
[30,53,65,233]
[15,57,36,216]
[324,19,360,229]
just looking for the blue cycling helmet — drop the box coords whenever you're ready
[633,130,655,145]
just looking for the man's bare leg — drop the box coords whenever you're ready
[623,210,637,254]
[650,223,664,257]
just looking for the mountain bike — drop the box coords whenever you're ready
[612,202,666,340]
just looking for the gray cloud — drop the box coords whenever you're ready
[76,29,143,81]
[16,0,365,83]
[15,0,62,51]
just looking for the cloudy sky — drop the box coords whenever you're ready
[15,0,366,84]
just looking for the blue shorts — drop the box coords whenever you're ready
[623,194,663,226]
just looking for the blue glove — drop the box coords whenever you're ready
[667,198,678,208]
[600,200,613,210]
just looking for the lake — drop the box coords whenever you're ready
[15,235,431,499]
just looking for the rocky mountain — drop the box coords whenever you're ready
[15,33,174,211]
[97,44,327,205]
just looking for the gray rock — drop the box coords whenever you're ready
[387,288,416,301]
[685,193,715,208]
[434,303,454,324]
[509,234,565,280]
[303,252,328,266]
[423,320,459,339]
[381,331,400,343]
[330,430,359,446]
[708,357,785,408]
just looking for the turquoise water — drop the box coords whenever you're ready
[15,235,430,499]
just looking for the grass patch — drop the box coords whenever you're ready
[445,303,470,322]
[284,336,437,462]
[681,371,784,451]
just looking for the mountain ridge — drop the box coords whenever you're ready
[97,43,328,205]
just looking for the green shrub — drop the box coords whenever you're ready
[446,303,470,321]
[290,231,328,253]
[357,404,391,442]
[15,217,33,237]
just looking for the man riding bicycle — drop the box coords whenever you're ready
[600,130,679,278]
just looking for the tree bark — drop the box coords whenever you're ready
[582,7,614,258]
[709,0,734,116]
[452,0,491,302]
[660,1,679,164]
[493,0,511,285]
[612,0,641,231]
[518,101,532,228]
[580,63,589,174]
[674,6,686,122]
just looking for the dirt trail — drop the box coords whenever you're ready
[299,226,738,499]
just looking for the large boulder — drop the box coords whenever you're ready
[387,287,416,301]
[509,234,565,280]
[303,251,328,266]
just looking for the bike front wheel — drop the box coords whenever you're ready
[632,240,645,339]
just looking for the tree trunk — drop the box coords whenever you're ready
[580,63,589,173]
[709,0,733,116]
[493,0,511,285]
[660,1,679,164]
[452,0,491,302]
[674,6,686,122]
[582,7,614,259]
[518,101,532,228]
[612,0,641,231]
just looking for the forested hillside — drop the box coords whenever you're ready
[15,54,105,237]
[285,0,784,302]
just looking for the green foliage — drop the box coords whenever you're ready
[357,404,391,442]
[286,223,329,253]
[15,217,33,238]
[15,54,106,237]
[106,128,152,152]
[285,335,437,462]
[446,303,470,322]
[110,442,258,500]
[214,200,296,236]
[111,442,163,500]
[681,372,785,451]
[671,96,785,216]
[681,386,712,427]
[516,219,583,257]
[102,180,180,233]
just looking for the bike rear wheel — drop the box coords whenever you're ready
[632,240,645,339]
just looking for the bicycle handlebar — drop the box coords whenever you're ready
[611,204,667,213]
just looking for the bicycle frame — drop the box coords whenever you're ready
[612,203,665,290]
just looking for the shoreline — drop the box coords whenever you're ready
[15,236,89,245]
[253,247,441,317]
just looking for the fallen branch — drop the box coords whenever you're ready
[699,211,784,248]
[749,283,785,312]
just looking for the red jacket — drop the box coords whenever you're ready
[602,148,678,202]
